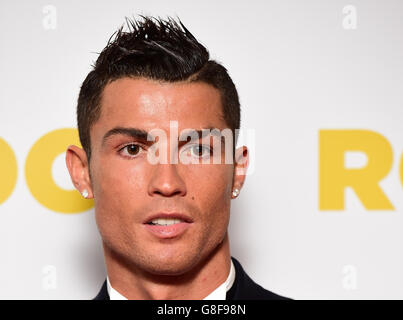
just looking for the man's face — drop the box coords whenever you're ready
[89,77,235,275]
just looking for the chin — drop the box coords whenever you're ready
[138,248,201,276]
[140,258,194,276]
[147,266,189,276]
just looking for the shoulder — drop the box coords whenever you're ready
[93,280,109,300]
[227,257,291,300]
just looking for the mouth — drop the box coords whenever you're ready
[143,213,193,239]
[143,213,193,225]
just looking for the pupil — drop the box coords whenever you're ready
[195,145,203,156]
[128,145,139,155]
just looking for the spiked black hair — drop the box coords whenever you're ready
[77,15,240,161]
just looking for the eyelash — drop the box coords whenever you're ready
[118,143,213,159]
[118,143,146,159]
[187,144,213,158]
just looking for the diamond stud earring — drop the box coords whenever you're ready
[81,189,89,199]
[232,188,240,198]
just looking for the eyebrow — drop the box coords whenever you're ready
[179,127,223,140]
[102,126,227,147]
[102,127,149,146]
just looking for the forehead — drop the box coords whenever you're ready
[95,77,225,132]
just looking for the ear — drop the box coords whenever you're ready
[231,146,249,198]
[65,145,93,199]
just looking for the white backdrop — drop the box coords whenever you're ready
[1,0,403,299]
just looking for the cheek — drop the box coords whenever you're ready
[91,158,149,222]
[189,164,233,219]
[91,158,151,250]
[197,164,232,194]
[93,157,145,195]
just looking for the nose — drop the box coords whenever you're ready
[148,163,186,197]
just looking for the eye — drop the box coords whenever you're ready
[120,144,143,157]
[189,144,211,158]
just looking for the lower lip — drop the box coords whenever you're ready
[143,222,192,239]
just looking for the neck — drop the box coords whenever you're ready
[103,233,231,300]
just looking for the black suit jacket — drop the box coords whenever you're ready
[93,257,289,300]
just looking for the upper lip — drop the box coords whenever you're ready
[143,212,194,224]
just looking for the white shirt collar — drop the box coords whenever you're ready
[107,259,236,300]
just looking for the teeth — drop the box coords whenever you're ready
[151,218,183,226]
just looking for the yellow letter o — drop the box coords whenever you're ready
[400,153,403,189]
[0,138,18,205]
[25,128,93,213]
